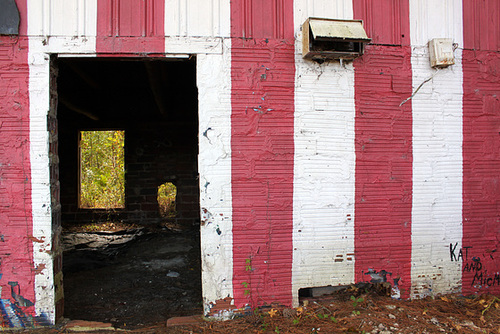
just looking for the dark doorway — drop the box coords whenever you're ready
[55,57,202,328]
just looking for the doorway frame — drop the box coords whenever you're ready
[28,41,234,323]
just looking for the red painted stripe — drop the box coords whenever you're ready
[463,0,500,52]
[97,0,165,55]
[0,0,36,312]
[231,0,295,308]
[353,0,413,297]
[354,0,411,46]
[462,0,500,294]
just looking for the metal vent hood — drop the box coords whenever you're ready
[302,18,371,60]
[310,18,370,41]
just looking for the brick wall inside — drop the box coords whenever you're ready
[56,58,200,229]
[48,57,64,320]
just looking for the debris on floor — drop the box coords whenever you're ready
[62,224,202,329]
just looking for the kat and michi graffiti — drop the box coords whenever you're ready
[450,242,500,289]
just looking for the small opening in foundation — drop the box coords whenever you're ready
[299,285,349,299]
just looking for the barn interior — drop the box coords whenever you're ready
[55,57,202,327]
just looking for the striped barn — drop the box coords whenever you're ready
[0,0,498,326]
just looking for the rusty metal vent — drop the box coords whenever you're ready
[302,18,371,61]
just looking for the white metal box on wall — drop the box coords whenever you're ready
[428,38,455,68]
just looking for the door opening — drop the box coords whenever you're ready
[55,57,201,328]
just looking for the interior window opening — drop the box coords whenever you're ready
[79,130,125,209]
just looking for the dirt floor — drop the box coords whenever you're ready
[62,222,203,329]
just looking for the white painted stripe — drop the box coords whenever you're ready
[27,0,97,37]
[27,37,97,54]
[198,40,233,315]
[294,0,353,22]
[410,0,463,298]
[164,0,229,54]
[28,43,55,324]
[28,0,98,323]
[409,0,464,47]
[292,0,355,307]
[165,37,223,54]
[27,0,96,54]
[165,0,231,37]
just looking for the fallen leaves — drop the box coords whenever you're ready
[481,296,500,315]
[268,309,278,318]
[155,292,500,334]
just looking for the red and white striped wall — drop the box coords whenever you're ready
[0,0,497,324]
[229,0,499,311]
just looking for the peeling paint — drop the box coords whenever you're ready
[28,236,44,243]
[364,269,392,284]
[198,43,233,312]
[206,297,237,319]
[32,263,46,275]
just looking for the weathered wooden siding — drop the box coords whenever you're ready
[96,0,165,53]
[26,0,230,39]
[165,0,230,37]
[463,0,500,51]
[354,0,410,45]
[27,0,97,37]
[410,0,464,47]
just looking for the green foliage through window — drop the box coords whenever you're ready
[157,182,177,217]
[80,130,125,209]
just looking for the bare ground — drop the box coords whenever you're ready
[23,286,500,333]
[21,222,500,333]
